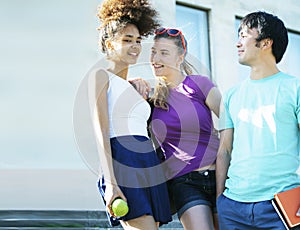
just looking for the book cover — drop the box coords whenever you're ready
[273,186,300,228]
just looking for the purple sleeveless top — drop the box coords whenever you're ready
[151,75,219,179]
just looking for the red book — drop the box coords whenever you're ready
[272,186,300,229]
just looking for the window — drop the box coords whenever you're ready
[176,5,210,76]
[235,18,300,81]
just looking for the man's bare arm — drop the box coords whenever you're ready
[216,128,233,198]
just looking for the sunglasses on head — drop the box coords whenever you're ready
[155,27,186,53]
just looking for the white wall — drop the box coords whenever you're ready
[0,0,101,210]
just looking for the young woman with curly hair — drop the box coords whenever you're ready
[91,0,172,229]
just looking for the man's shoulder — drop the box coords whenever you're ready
[278,72,300,90]
[223,81,245,98]
[279,72,300,81]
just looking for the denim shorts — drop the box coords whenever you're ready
[168,170,217,219]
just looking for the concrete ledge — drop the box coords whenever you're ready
[0,210,183,229]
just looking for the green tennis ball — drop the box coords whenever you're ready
[111,198,129,217]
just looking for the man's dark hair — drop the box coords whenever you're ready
[239,11,288,63]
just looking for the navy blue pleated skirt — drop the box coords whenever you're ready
[98,135,172,226]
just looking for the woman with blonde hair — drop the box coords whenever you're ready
[150,28,221,230]
[92,0,172,229]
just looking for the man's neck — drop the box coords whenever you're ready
[250,60,279,80]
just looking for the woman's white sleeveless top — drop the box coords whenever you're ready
[107,72,150,138]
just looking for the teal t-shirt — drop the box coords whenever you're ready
[220,72,300,202]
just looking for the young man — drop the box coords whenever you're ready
[216,11,300,230]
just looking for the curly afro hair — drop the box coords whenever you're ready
[97,0,160,53]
